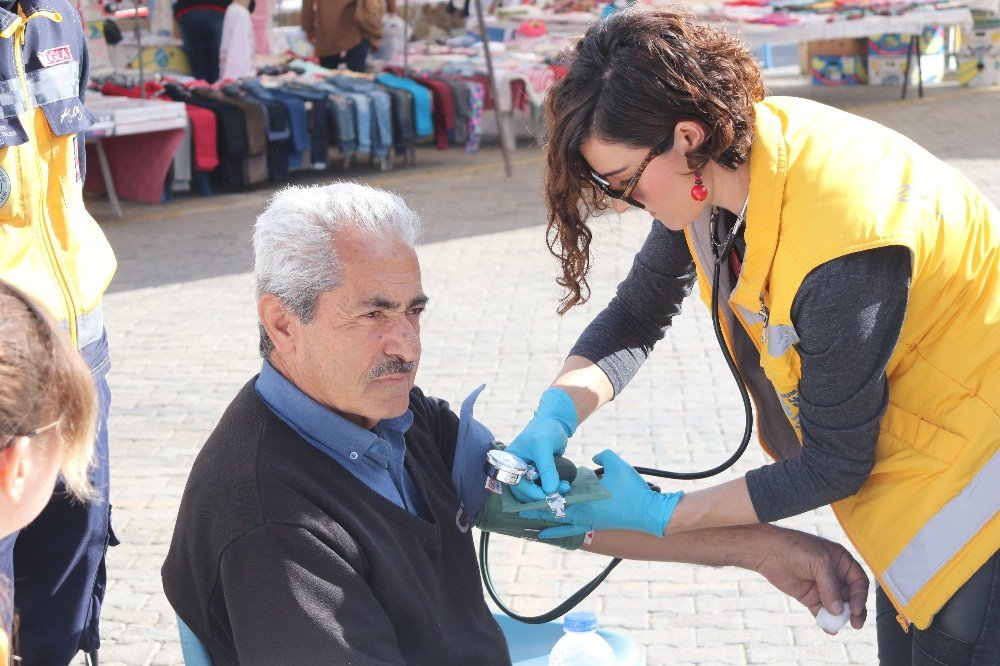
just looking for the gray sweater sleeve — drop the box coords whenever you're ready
[569,221,697,396]
[745,245,911,523]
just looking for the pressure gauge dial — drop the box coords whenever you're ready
[484,449,529,486]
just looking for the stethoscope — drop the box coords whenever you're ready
[482,205,756,623]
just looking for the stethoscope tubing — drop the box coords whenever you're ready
[485,208,757,622]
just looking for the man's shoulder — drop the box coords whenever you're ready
[180,379,271,521]
[203,377,272,456]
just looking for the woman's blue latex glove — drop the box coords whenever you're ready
[506,387,578,499]
[519,450,684,539]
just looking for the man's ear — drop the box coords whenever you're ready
[258,294,298,356]
[673,120,708,157]
[0,438,30,504]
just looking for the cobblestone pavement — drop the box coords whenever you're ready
[82,80,1000,665]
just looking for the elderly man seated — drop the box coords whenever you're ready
[161,183,867,664]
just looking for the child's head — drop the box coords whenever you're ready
[0,281,96,537]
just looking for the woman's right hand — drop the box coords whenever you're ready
[506,387,578,498]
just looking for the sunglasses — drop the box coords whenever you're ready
[1,419,59,452]
[588,142,667,210]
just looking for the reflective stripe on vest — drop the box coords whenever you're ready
[0,76,26,119]
[26,61,78,106]
[59,302,104,350]
[883,448,1000,608]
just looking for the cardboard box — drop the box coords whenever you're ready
[810,55,868,85]
[799,38,868,74]
[807,37,869,57]
[958,54,1000,86]
[961,24,1000,55]
[868,54,945,86]
[869,26,945,57]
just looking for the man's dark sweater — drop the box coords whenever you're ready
[161,380,510,665]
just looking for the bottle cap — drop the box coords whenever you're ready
[563,612,598,632]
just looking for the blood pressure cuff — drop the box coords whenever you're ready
[477,467,611,551]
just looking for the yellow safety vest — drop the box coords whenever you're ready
[684,96,1000,630]
[0,4,116,348]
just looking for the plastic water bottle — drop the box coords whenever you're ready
[548,612,616,666]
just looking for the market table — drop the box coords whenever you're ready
[84,94,188,218]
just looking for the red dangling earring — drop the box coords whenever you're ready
[691,170,708,201]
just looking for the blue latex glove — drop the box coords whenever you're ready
[506,387,578,497]
[520,449,683,539]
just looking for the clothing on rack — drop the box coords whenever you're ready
[413,75,455,150]
[440,77,469,145]
[463,80,484,153]
[331,75,394,159]
[279,81,342,163]
[226,84,292,181]
[377,84,415,157]
[376,72,434,139]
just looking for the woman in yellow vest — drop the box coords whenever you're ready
[509,6,1000,663]
[0,281,96,663]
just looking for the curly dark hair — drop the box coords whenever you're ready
[544,6,766,313]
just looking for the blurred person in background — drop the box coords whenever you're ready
[0,281,96,664]
[174,0,255,82]
[220,0,257,81]
[302,0,396,72]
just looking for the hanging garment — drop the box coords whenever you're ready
[413,76,454,150]
[376,84,414,157]
[331,75,393,159]
[439,77,469,145]
[164,83,249,183]
[242,81,310,158]
[187,105,220,172]
[376,72,433,139]
[193,88,268,186]
[279,83,335,166]
[462,80,483,153]
[226,85,292,182]
[312,79,373,156]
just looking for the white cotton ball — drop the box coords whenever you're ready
[815,603,851,633]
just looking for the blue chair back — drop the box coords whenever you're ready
[177,615,213,666]
[492,611,641,665]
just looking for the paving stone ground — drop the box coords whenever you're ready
[79,77,1000,665]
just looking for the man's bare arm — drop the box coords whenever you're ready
[583,524,868,630]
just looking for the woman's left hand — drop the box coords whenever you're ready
[519,449,683,538]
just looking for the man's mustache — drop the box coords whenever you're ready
[366,359,417,380]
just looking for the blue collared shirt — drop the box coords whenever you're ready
[255,361,496,523]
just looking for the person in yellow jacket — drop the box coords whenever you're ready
[1,1,117,663]
[507,7,1000,663]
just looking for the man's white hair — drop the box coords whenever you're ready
[253,182,423,356]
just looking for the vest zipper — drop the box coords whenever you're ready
[15,14,79,345]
